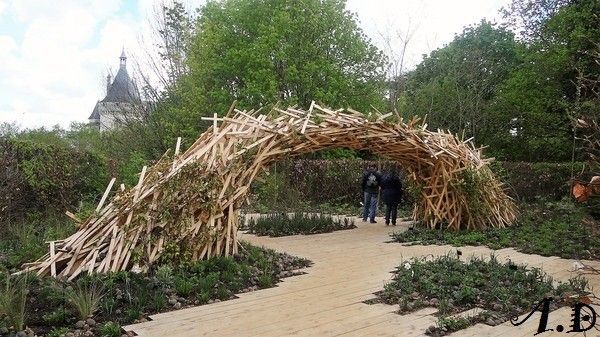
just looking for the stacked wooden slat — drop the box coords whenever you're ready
[22,103,518,278]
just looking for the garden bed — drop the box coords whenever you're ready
[244,213,356,237]
[391,200,600,260]
[366,254,588,336]
[0,242,311,337]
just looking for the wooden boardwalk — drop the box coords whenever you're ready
[125,219,600,336]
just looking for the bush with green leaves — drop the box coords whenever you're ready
[0,138,107,218]
[247,213,356,237]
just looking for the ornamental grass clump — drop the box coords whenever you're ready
[0,274,29,332]
[65,278,105,320]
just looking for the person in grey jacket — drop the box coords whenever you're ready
[361,164,381,223]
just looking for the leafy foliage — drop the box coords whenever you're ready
[0,138,107,218]
[178,0,386,123]
[0,243,310,334]
[405,20,520,143]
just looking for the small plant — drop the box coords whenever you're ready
[102,297,117,316]
[438,316,470,332]
[42,307,69,325]
[257,274,273,288]
[155,265,174,286]
[0,274,29,331]
[100,321,121,337]
[125,306,142,322]
[65,278,105,320]
[197,273,219,294]
[197,290,210,304]
[47,327,70,337]
[174,276,195,297]
[215,286,231,300]
[150,292,167,312]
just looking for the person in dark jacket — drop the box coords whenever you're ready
[380,167,403,226]
[361,164,381,223]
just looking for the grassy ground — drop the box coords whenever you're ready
[391,199,600,260]
[0,242,311,337]
[245,213,356,237]
[368,254,589,336]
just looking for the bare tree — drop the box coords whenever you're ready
[378,17,419,112]
[95,1,197,159]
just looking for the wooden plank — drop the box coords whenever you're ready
[96,177,116,213]
[49,241,56,277]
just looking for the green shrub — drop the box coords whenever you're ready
[100,321,121,337]
[0,138,107,217]
[118,151,148,187]
[438,316,471,332]
[101,297,117,316]
[196,290,210,304]
[197,273,219,294]
[215,286,231,300]
[125,306,142,322]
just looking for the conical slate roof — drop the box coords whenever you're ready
[102,51,140,103]
[88,50,141,121]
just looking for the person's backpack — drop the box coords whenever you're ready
[366,172,378,188]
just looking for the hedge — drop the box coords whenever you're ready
[251,159,592,207]
[0,138,108,219]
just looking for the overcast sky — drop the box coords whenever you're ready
[0,0,509,129]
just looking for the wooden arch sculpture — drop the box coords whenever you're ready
[23,103,518,278]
